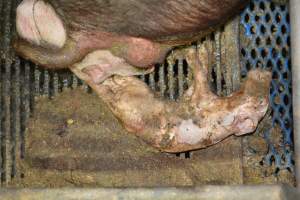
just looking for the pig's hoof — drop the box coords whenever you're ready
[74,50,155,84]
[16,0,66,48]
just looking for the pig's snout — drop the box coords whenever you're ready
[16,0,66,49]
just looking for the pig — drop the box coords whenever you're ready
[14,0,249,84]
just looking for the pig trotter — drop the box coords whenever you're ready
[71,41,271,153]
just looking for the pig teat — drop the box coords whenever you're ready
[16,0,66,49]
[74,50,154,84]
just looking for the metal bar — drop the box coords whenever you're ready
[52,72,59,96]
[2,0,12,56]
[3,59,12,185]
[60,73,67,92]
[290,0,300,188]
[0,0,3,182]
[167,60,175,100]
[178,59,184,98]
[20,63,31,160]
[24,63,31,128]
[223,16,244,184]
[72,74,79,90]
[34,66,41,96]
[0,62,2,186]
[230,18,241,92]
[43,70,50,97]
[0,0,3,36]
[224,24,233,94]
[2,0,13,185]
[11,57,21,180]
[12,2,22,181]
[159,64,166,97]
[0,1,4,57]
[140,75,146,82]
[187,60,193,88]
[149,73,155,91]
[67,72,73,89]
[0,185,299,200]
[29,66,35,113]
[215,31,222,96]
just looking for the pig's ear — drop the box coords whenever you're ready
[16,0,66,49]
[74,50,154,84]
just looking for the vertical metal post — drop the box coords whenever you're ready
[290,0,300,188]
[215,31,223,96]
[11,57,21,180]
[178,59,184,98]
[167,60,175,100]
[224,17,241,93]
[223,16,244,184]
[159,64,166,97]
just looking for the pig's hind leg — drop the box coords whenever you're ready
[74,50,154,84]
